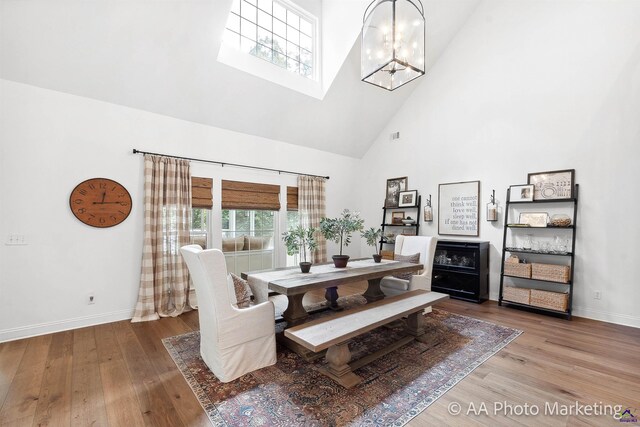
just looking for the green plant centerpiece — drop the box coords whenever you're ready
[320,209,364,268]
[361,227,383,263]
[282,226,318,273]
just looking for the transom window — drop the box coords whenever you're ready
[224,0,315,79]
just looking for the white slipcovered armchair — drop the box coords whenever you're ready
[380,235,438,297]
[180,245,276,382]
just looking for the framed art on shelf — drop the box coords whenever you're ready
[438,180,480,236]
[509,184,534,202]
[398,190,418,207]
[519,212,548,227]
[391,211,405,224]
[385,177,408,208]
[527,169,575,200]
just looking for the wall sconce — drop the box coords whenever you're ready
[423,194,433,222]
[487,189,498,221]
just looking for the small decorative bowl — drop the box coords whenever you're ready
[401,219,415,225]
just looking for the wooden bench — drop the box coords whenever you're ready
[284,290,449,388]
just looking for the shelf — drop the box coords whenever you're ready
[502,274,571,285]
[506,225,574,229]
[501,299,569,315]
[381,205,420,209]
[508,198,576,204]
[381,223,418,227]
[504,248,572,256]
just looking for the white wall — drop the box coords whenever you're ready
[0,79,361,342]
[358,0,640,327]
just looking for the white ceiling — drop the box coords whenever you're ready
[0,0,479,158]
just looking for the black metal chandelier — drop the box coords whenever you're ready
[361,0,425,91]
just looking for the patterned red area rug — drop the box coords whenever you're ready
[163,302,521,426]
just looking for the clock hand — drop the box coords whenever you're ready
[101,191,106,204]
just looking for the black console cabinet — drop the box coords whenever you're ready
[431,240,489,303]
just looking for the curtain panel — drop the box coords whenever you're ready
[298,176,327,263]
[132,155,194,322]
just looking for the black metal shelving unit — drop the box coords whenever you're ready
[379,195,421,253]
[498,184,579,320]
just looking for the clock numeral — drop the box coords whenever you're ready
[78,208,86,214]
[88,184,96,190]
[112,186,117,191]
[99,183,107,189]
[89,213,95,217]
[110,216,117,222]
[79,189,87,196]
[99,217,106,224]
[118,210,126,215]
[119,202,129,206]
[74,199,83,205]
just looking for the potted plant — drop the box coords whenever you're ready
[282,226,318,273]
[320,209,364,268]
[362,227,383,263]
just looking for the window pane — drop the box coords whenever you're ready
[286,41,299,60]
[287,57,300,73]
[301,64,312,78]
[300,18,312,36]
[240,18,256,40]
[241,36,256,53]
[287,26,299,45]
[272,34,285,53]
[257,9,272,31]
[226,13,240,33]
[241,1,257,22]
[257,0,271,13]
[300,33,312,52]
[273,51,286,67]
[273,2,286,22]
[287,10,300,29]
[257,26,272,47]
[231,0,240,15]
[300,48,312,67]
[273,17,286,38]
[255,45,273,61]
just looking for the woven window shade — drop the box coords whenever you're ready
[192,177,213,209]
[222,180,280,211]
[287,186,298,211]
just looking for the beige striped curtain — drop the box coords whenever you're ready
[132,155,194,322]
[298,176,327,263]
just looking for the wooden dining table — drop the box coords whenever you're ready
[242,258,424,326]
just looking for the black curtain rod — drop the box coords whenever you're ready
[132,149,329,180]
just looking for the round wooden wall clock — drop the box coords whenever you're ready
[69,178,132,228]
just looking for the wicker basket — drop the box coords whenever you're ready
[503,286,531,304]
[530,289,569,311]
[532,263,571,283]
[504,256,532,278]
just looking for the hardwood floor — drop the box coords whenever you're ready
[1,283,638,426]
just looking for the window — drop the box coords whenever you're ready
[191,208,210,249]
[224,0,315,79]
[285,210,300,266]
[222,209,277,275]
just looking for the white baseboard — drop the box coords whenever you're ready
[572,306,640,329]
[0,309,134,343]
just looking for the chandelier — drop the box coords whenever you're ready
[361,0,425,91]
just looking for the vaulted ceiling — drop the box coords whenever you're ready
[0,0,479,158]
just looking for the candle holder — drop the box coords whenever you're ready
[487,189,498,221]
[423,194,433,222]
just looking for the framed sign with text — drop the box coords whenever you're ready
[438,180,480,236]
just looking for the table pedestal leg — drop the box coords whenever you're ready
[363,278,385,303]
[282,294,307,326]
[324,286,341,311]
[406,311,425,337]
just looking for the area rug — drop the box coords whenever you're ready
[163,299,521,426]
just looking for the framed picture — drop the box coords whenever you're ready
[519,212,548,227]
[438,180,480,236]
[385,177,408,208]
[509,184,534,202]
[398,190,418,207]
[391,211,405,224]
[527,169,575,200]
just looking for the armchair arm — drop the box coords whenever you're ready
[219,300,275,349]
[408,270,431,292]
